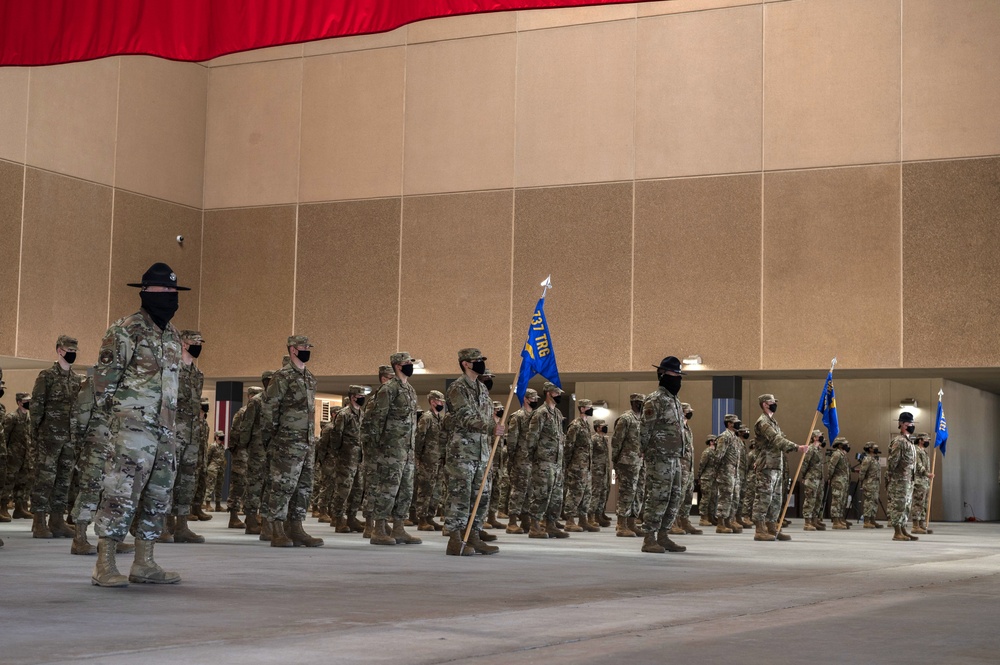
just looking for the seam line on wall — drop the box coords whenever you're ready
[759,0,765,371]
[509,23,519,375]
[291,57,304,334]
[14,70,31,356]
[397,34,408,350]
[106,58,122,329]
[898,0,904,367]
[629,14,636,371]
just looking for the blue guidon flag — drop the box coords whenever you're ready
[817,370,839,443]
[515,296,561,404]
[935,393,948,456]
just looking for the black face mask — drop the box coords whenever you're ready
[355,397,365,407]
[820,441,827,448]
[684,412,693,420]
[296,350,311,363]
[741,431,750,440]
[434,404,444,412]
[495,408,504,418]
[768,403,778,414]
[470,360,487,376]
[601,426,608,434]
[0,388,4,399]
[552,394,563,405]
[188,345,202,359]
[483,378,494,391]
[658,374,682,395]
[22,402,30,410]
[528,400,540,408]
[631,401,642,413]
[584,408,594,416]
[140,291,179,329]
[63,351,77,364]
[400,364,414,377]
[201,405,209,413]
[905,424,915,434]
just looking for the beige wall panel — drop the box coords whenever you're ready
[408,11,516,43]
[0,161,23,355]
[108,192,202,331]
[25,58,119,186]
[902,158,1000,367]
[303,27,406,57]
[639,0,761,16]
[511,183,632,373]
[763,0,900,170]
[115,57,208,208]
[762,165,901,370]
[634,174,761,371]
[399,191,513,373]
[295,198,401,376]
[205,43,303,67]
[299,48,404,203]
[635,6,762,179]
[204,60,302,209]
[515,21,635,188]
[18,169,112,363]
[199,206,296,377]
[404,35,516,195]
[517,4,636,31]
[0,69,29,163]
[902,0,1000,161]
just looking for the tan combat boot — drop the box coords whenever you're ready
[32,511,53,538]
[804,518,817,531]
[478,528,498,542]
[13,501,33,519]
[244,512,261,535]
[335,515,353,533]
[545,517,570,538]
[922,520,933,534]
[214,501,223,513]
[832,517,848,530]
[641,532,665,553]
[71,520,97,555]
[657,528,687,552]
[191,505,213,521]
[391,518,422,544]
[740,516,754,528]
[228,509,245,529]
[445,529,475,556]
[485,510,503,530]
[900,524,918,541]
[505,515,524,534]
[362,516,374,539]
[892,525,909,541]
[0,503,11,522]
[369,518,396,545]
[519,512,531,533]
[626,516,641,536]
[754,520,775,542]
[91,537,129,587]
[598,512,612,527]
[682,518,703,535]
[813,517,827,531]
[716,517,733,534]
[259,517,272,541]
[346,513,366,533]
[528,517,549,539]
[158,515,175,543]
[49,512,76,538]
[468,529,499,555]
[872,519,884,529]
[269,520,293,547]
[318,512,332,524]
[563,516,584,532]
[289,520,324,547]
[581,512,600,532]
[767,521,791,541]
[699,514,713,527]
[173,515,205,543]
[728,518,744,534]
[616,514,636,537]
[911,519,927,535]
[116,541,136,554]
[129,539,181,584]
[669,519,685,535]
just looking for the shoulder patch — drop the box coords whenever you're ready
[99,349,114,365]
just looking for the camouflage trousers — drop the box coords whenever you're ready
[414,452,444,519]
[829,476,849,519]
[244,440,268,514]
[801,475,823,519]
[193,446,208,509]
[635,464,646,517]
[912,479,930,522]
[498,449,512,515]
[444,457,492,534]
[614,463,641,517]
[347,466,365,517]
[205,461,226,504]
[550,465,565,519]
[675,464,694,520]
[265,437,315,522]
[228,447,249,512]
[169,428,201,516]
[529,462,559,521]
[71,427,114,524]
[369,451,415,521]
[31,433,75,514]
[715,464,738,520]
[699,473,717,520]
[752,468,784,523]
[488,445,506,514]
[886,473,913,526]
[2,441,33,506]
[562,464,592,517]
[740,469,757,518]
[590,463,610,515]
[327,445,363,519]
[505,446,533,517]
[94,419,178,541]
[315,455,336,514]
[862,481,880,519]
[642,457,683,533]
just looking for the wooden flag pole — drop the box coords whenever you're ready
[926,447,938,526]
[461,385,517,551]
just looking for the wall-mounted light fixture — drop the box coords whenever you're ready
[899,398,918,409]
[683,355,703,368]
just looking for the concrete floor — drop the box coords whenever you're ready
[1,515,997,664]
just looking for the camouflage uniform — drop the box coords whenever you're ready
[740,440,757,519]
[800,436,825,523]
[70,377,111,523]
[713,424,740,523]
[527,388,565,524]
[261,341,317,524]
[563,402,593,520]
[324,388,366,523]
[2,401,33,510]
[674,411,696,523]
[414,391,446,521]
[640,386,685,535]
[697,442,718,521]
[443,369,495,535]
[487,400,507,518]
[236,380,270,516]
[611,399,643,518]
[170,345,203,517]
[30,344,83,517]
[204,436,226,505]
[504,390,537,519]
[912,441,932,524]
[828,441,850,521]
[887,431,915,527]
[858,451,881,520]
[226,406,249,514]
[752,397,799,525]
[590,421,611,518]
[192,408,210,510]
[92,309,182,542]
[367,356,418,522]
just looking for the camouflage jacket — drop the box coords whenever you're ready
[526,402,564,467]
[445,374,493,463]
[326,403,364,461]
[262,362,317,448]
[800,445,825,482]
[698,447,717,480]
[369,377,417,458]
[30,362,83,441]
[0,403,5,453]
[565,417,592,472]
[591,431,610,475]
[914,446,931,482]
[640,387,684,462]
[176,361,203,447]
[505,407,533,460]
[230,404,247,452]
[415,408,444,464]
[753,413,798,470]
[235,392,265,450]
[206,441,226,470]
[859,455,880,488]
[714,429,740,468]
[681,422,694,471]
[4,408,31,452]
[611,409,641,467]
[828,449,849,483]
[741,445,757,478]
[888,433,915,480]
[92,309,182,439]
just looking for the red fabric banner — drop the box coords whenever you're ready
[0,0,649,67]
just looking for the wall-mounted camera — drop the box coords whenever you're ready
[176,235,184,244]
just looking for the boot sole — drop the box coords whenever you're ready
[92,577,129,587]
[128,576,181,584]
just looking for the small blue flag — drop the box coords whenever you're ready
[935,397,948,456]
[816,371,839,443]
[515,296,561,403]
